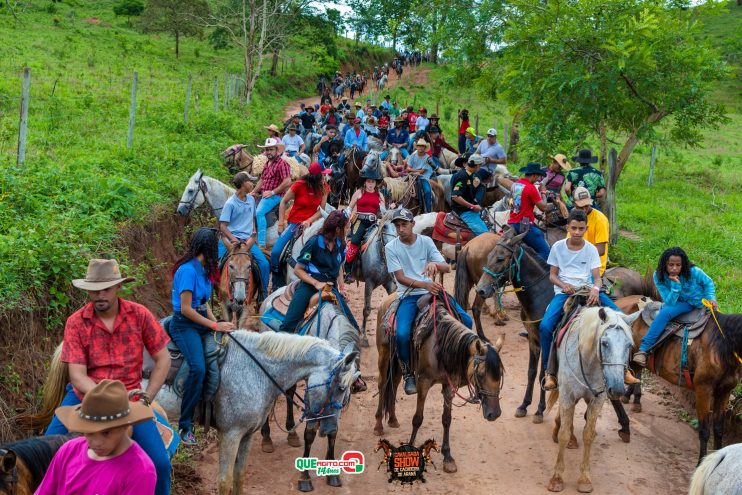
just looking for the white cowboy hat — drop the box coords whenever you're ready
[415,139,430,151]
[257,137,281,148]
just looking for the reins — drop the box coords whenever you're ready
[703,298,742,365]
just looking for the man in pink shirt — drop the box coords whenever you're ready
[507,162,553,261]
[36,380,157,495]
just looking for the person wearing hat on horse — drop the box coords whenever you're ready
[385,208,473,395]
[464,126,482,156]
[338,96,351,113]
[320,105,342,129]
[36,380,158,495]
[45,259,173,495]
[344,117,369,155]
[264,124,285,155]
[283,114,305,136]
[314,124,344,169]
[427,125,458,170]
[381,116,410,175]
[457,109,470,153]
[370,103,382,120]
[405,139,437,213]
[344,169,387,282]
[507,162,553,261]
[541,153,572,198]
[571,186,610,276]
[451,154,488,236]
[364,115,381,140]
[252,137,292,248]
[271,162,332,289]
[427,113,443,137]
[564,149,606,210]
[475,128,506,185]
[354,101,365,122]
[380,94,392,111]
[281,124,306,158]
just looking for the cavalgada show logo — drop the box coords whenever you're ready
[295,451,365,476]
[376,438,439,485]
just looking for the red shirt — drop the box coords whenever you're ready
[459,118,470,134]
[508,178,542,224]
[356,190,381,214]
[288,180,329,224]
[260,156,291,194]
[320,104,331,116]
[62,299,169,398]
[378,116,389,129]
[407,112,418,132]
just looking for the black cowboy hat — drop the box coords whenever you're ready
[572,149,599,164]
[519,162,547,176]
[360,169,383,181]
[429,114,440,120]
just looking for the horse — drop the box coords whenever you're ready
[545,306,640,493]
[0,435,74,495]
[333,83,345,101]
[381,176,446,214]
[222,145,254,174]
[374,293,505,473]
[377,74,388,91]
[395,64,403,79]
[689,443,742,495]
[615,295,742,463]
[219,240,260,328]
[473,228,633,439]
[256,299,361,491]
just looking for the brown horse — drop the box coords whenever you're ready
[617,295,742,463]
[223,144,254,174]
[374,292,505,473]
[383,176,446,215]
[218,240,260,329]
[0,435,75,495]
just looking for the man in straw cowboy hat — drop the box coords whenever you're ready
[36,380,158,495]
[405,139,437,213]
[252,137,292,249]
[45,259,172,495]
[542,153,572,197]
[564,149,606,209]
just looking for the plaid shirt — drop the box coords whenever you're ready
[260,156,291,195]
[61,299,169,397]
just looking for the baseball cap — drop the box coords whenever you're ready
[573,187,592,207]
[308,162,332,175]
[391,208,414,223]
[486,128,497,137]
[465,127,476,135]
[467,154,484,166]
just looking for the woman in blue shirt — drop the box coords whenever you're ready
[633,247,717,366]
[170,228,235,445]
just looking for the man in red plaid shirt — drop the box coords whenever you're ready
[45,258,173,495]
[252,137,292,248]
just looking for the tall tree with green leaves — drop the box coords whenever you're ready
[113,0,144,26]
[141,0,210,58]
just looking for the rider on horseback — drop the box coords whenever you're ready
[314,125,344,171]
[252,138,292,249]
[338,96,351,113]
[427,126,458,170]
[381,117,409,174]
[451,154,488,236]
[344,169,386,283]
[507,162,553,262]
[406,139,437,213]
[344,117,369,157]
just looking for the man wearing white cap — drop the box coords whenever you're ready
[475,128,506,184]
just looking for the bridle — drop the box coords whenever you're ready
[0,448,18,495]
[223,244,253,312]
[480,241,549,294]
[301,355,352,422]
[178,173,223,217]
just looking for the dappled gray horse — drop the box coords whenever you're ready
[689,443,742,495]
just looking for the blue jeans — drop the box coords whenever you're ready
[270,222,299,289]
[418,178,432,212]
[395,293,472,365]
[509,222,551,262]
[218,240,270,295]
[169,311,209,433]
[639,301,695,352]
[380,147,408,161]
[539,292,622,367]
[431,156,441,169]
[46,384,172,495]
[459,210,488,236]
[255,195,282,247]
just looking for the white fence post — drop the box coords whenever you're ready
[16,67,30,165]
[127,71,138,149]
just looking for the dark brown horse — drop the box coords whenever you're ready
[374,292,505,473]
[617,295,742,463]
[218,240,260,329]
[1,435,74,495]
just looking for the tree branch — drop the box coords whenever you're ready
[620,71,659,113]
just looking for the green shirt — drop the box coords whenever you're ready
[389,107,400,118]
[566,165,606,207]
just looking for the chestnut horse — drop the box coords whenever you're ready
[218,240,260,329]
[0,435,74,495]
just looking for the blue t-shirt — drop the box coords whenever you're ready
[408,152,435,179]
[172,259,212,312]
[219,194,256,240]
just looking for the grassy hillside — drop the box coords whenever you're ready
[0,1,392,323]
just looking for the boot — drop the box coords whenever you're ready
[632,351,648,368]
[400,362,417,395]
[543,374,558,391]
[624,369,641,385]
[344,243,358,283]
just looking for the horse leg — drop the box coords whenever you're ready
[361,283,373,348]
[713,393,729,451]
[695,385,713,464]
[297,423,318,492]
[516,347,537,419]
[610,398,631,443]
[324,432,342,487]
[261,417,274,453]
[536,363,548,420]
[374,345,390,436]
[217,428,243,495]
[409,378,432,446]
[232,432,254,495]
[286,385,301,447]
[440,384,457,473]
[472,297,486,340]
[548,401,576,492]
[577,397,605,493]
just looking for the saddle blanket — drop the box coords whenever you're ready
[432,211,475,246]
[260,280,337,334]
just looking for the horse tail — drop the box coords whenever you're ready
[641,267,662,301]
[545,390,559,415]
[689,448,726,495]
[15,343,68,432]
[454,247,471,310]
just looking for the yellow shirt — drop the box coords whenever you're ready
[568,208,609,274]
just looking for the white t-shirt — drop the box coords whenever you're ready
[281,134,304,153]
[547,239,601,294]
[385,235,445,296]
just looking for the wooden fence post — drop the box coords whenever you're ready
[607,148,619,246]
[194,92,199,113]
[648,145,657,187]
[213,77,219,112]
[16,67,30,165]
[474,114,479,136]
[127,71,138,149]
[184,73,192,123]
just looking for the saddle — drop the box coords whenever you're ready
[261,281,339,333]
[641,301,710,351]
[432,211,476,246]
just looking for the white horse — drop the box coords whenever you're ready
[377,74,388,91]
[689,443,742,495]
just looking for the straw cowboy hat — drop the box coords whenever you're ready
[548,153,572,171]
[72,259,135,291]
[257,137,281,148]
[414,139,430,151]
[264,124,281,134]
[56,380,154,433]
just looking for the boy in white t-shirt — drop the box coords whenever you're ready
[540,209,637,390]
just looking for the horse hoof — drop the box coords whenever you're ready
[567,437,578,449]
[618,430,630,443]
[577,482,593,493]
[620,395,630,404]
[532,413,544,425]
[514,407,527,418]
[326,475,342,487]
[261,438,275,453]
[288,431,302,448]
[547,477,565,492]
[443,460,458,473]
[361,337,370,348]
[388,418,400,428]
[631,403,642,413]
[374,425,384,436]
[297,479,314,492]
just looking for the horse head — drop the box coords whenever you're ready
[177,169,206,216]
[475,227,527,299]
[469,335,505,421]
[388,146,401,165]
[224,241,253,312]
[591,308,637,400]
[422,439,440,456]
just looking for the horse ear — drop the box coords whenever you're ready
[1,450,16,473]
[598,308,608,322]
[343,351,359,367]
[493,333,505,352]
[621,310,642,326]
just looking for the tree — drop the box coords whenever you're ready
[141,0,209,58]
[113,0,144,26]
[500,0,728,181]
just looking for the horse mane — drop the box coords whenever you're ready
[233,330,325,361]
[320,304,360,354]
[641,267,662,301]
[203,175,236,196]
[1,434,75,488]
[705,312,742,370]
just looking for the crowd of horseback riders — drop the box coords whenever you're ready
[5,62,739,495]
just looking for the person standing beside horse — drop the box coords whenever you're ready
[451,155,488,236]
[344,169,386,282]
[271,162,331,289]
[508,162,553,261]
[632,247,718,367]
[384,208,473,395]
[171,228,236,445]
[252,138,292,250]
[406,139,438,213]
[218,172,270,298]
[564,149,606,210]
[44,259,173,495]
